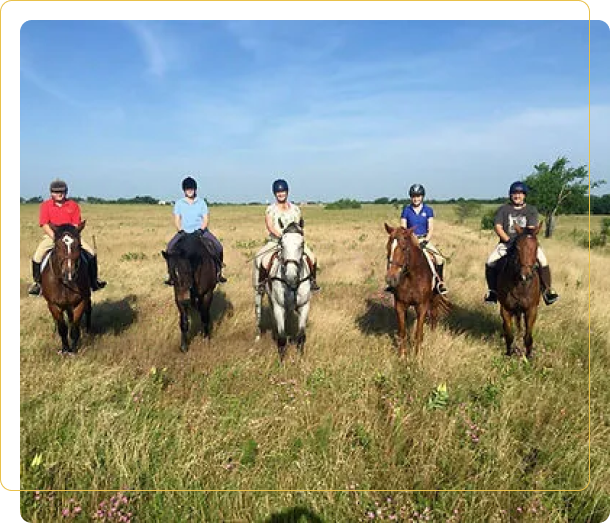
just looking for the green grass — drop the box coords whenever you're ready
[18,204,609,522]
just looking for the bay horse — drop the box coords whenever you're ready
[41,222,92,354]
[384,223,451,357]
[254,220,312,360]
[162,232,217,353]
[496,223,542,359]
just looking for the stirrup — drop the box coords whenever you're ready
[543,290,559,306]
[310,280,321,291]
[217,274,227,283]
[484,290,497,303]
[93,279,107,291]
[436,283,448,295]
[164,278,174,286]
[28,282,41,296]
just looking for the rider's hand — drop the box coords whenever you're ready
[420,240,429,249]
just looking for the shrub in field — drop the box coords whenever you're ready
[325,199,362,210]
[480,209,496,230]
[455,198,482,224]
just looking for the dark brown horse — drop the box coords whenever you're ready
[384,224,451,357]
[162,232,217,352]
[496,223,542,359]
[41,222,92,354]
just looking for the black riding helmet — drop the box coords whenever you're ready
[409,183,426,197]
[182,176,198,191]
[272,179,289,194]
[50,179,68,194]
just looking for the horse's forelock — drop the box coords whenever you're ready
[283,222,303,235]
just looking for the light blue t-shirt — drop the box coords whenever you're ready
[173,197,209,233]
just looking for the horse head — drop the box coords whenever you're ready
[384,223,418,288]
[162,249,195,303]
[279,220,305,286]
[50,221,86,284]
[512,223,542,282]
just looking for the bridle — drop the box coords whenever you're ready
[509,234,539,283]
[269,227,311,291]
[387,235,412,275]
[50,232,83,287]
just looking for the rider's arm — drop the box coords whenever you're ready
[41,223,55,239]
[174,213,182,232]
[494,223,510,243]
[400,218,407,228]
[201,213,209,230]
[426,217,434,241]
[265,213,282,238]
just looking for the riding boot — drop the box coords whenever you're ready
[217,263,228,284]
[484,265,498,303]
[88,256,107,291]
[310,262,321,292]
[435,264,448,295]
[28,261,42,295]
[257,266,268,293]
[538,265,559,305]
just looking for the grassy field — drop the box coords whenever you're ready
[19,203,609,522]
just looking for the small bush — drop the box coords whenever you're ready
[481,209,496,230]
[325,199,362,210]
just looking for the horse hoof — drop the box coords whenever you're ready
[180,345,189,353]
[255,335,261,343]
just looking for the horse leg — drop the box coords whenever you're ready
[413,303,427,356]
[394,301,408,358]
[272,301,288,361]
[47,303,69,353]
[69,301,87,353]
[199,290,214,339]
[254,291,263,342]
[84,298,92,333]
[178,301,190,353]
[500,306,515,356]
[295,301,310,356]
[524,307,538,359]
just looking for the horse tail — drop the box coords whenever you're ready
[431,293,452,317]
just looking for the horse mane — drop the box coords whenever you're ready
[283,222,303,235]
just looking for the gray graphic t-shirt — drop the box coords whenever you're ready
[494,203,538,240]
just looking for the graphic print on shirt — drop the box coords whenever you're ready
[508,213,528,234]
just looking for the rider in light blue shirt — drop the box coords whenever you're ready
[164,176,226,285]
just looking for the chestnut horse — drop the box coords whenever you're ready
[162,232,217,352]
[384,224,451,357]
[40,222,92,354]
[496,223,542,359]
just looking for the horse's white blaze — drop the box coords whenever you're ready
[390,239,398,261]
[62,235,75,280]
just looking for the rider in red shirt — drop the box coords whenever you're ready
[28,179,107,295]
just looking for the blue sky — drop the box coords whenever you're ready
[20,20,609,202]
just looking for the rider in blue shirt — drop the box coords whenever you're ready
[399,184,448,295]
[164,176,226,285]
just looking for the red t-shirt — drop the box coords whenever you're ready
[38,198,82,227]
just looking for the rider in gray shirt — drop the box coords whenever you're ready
[484,181,559,305]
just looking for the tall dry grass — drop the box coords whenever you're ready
[19,204,609,522]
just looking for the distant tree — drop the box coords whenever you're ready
[373,197,390,205]
[26,196,43,204]
[524,156,605,238]
[325,199,362,210]
[455,198,482,224]
[20,197,25,204]
[592,194,610,214]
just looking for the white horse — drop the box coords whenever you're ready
[254,221,312,359]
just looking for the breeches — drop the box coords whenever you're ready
[33,236,95,263]
[419,240,444,266]
[486,243,548,267]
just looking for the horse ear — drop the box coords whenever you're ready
[77,220,86,232]
[514,224,523,235]
[384,222,394,235]
[279,218,284,229]
[162,251,168,260]
[50,224,58,234]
